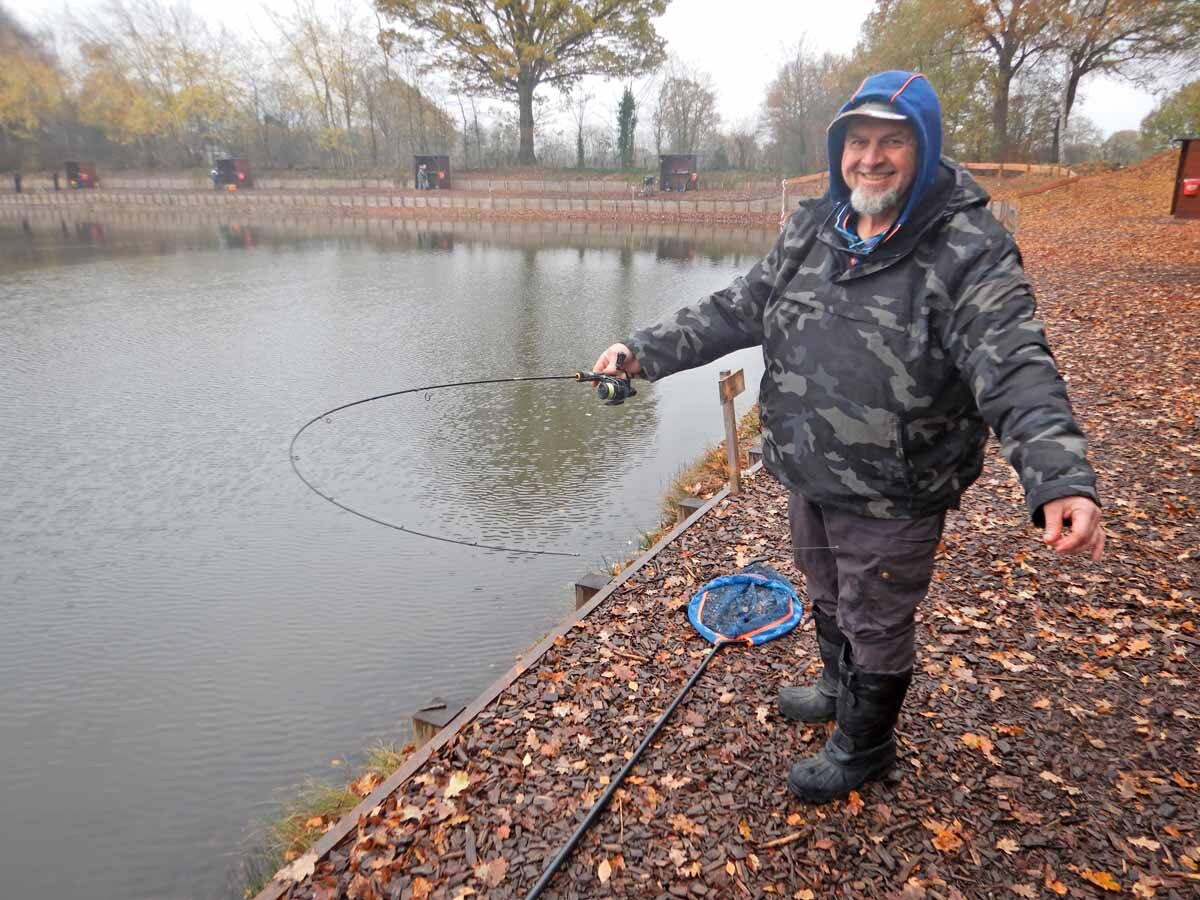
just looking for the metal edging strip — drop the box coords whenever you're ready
[254,464,763,899]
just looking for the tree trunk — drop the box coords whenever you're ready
[517,72,536,166]
[1054,67,1082,166]
[991,65,1013,163]
[457,95,469,168]
[368,98,378,167]
[471,98,483,168]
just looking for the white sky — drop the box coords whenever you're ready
[15,0,1166,139]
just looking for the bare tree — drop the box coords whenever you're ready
[1049,0,1200,163]
[762,40,846,174]
[652,58,719,155]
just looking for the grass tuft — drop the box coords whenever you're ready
[239,741,412,898]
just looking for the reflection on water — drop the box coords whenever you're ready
[0,209,774,900]
[0,208,774,272]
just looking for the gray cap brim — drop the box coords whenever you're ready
[829,101,909,129]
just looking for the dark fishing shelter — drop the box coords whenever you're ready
[414,155,450,190]
[213,158,254,188]
[1171,137,1200,220]
[65,161,99,188]
[659,154,698,192]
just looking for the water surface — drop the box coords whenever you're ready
[0,210,774,899]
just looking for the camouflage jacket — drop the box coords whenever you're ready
[627,161,1098,521]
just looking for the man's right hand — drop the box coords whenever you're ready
[592,343,642,377]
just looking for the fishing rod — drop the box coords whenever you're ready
[289,367,638,556]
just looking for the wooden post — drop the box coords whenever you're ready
[673,495,707,525]
[718,369,746,495]
[411,698,464,747]
[574,573,610,610]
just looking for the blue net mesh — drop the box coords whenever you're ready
[687,562,803,646]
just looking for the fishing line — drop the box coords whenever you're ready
[289,374,596,557]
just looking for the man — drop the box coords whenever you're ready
[591,70,1103,804]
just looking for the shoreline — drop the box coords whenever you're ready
[0,186,785,227]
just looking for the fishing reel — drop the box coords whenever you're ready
[576,352,638,406]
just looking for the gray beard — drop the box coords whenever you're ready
[850,185,903,217]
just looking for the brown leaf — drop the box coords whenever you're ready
[474,857,509,888]
[995,837,1019,855]
[844,790,864,816]
[923,819,965,852]
[1132,875,1162,898]
[1081,870,1122,892]
[277,851,318,883]
[669,813,704,836]
[351,772,381,797]
[597,857,612,883]
[444,770,471,799]
[962,732,999,763]
[1172,771,1198,790]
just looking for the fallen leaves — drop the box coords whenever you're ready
[961,732,1000,764]
[995,836,1020,855]
[1129,836,1162,852]
[1080,869,1122,892]
[277,851,317,883]
[923,819,966,853]
[843,790,863,816]
[443,771,470,799]
[472,856,508,888]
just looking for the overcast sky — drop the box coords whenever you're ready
[14,0,1168,139]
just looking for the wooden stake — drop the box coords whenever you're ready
[673,495,707,525]
[411,698,464,747]
[718,369,745,495]
[573,573,610,610]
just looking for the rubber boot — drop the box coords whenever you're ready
[787,644,912,804]
[778,609,845,723]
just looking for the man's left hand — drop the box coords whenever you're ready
[1041,496,1104,561]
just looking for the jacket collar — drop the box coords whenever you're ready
[814,160,987,279]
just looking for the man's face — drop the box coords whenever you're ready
[840,119,918,216]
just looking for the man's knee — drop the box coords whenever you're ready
[839,622,917,674]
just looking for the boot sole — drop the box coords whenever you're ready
[777,690,838,724]
[778,709,836,724]
[786,759,896,804]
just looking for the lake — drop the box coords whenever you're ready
[0,209,773,899]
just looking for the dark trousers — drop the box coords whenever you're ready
[788,493,943,674]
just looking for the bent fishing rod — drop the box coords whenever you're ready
[289,365,637,557]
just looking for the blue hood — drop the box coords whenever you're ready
[827,71,943,237]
